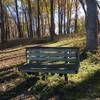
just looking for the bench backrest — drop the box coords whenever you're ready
[26,47,80,67]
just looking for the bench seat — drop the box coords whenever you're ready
[19,63,78,74]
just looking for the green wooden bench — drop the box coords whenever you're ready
[18,47,80,81]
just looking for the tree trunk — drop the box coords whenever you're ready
[44,0,51,34]
[67,0,70,34]
[15,0,22,38]
[27,0,33,38]
[86,0,98,51]
[58,0,61,34]
[74,0,78,33]
[37,0,41,38]
[0,0,5,43]
[21,0,29,38]
[50,0,55,40]
[64,0,66,34]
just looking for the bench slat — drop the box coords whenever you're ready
[27,52,77,58]
[27,57,65,62]
[27,48,68,51]
[19,63,78,74]
[27,53,65,57]
[20,69,77,74]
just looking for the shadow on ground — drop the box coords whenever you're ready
[0,64,38,99]
[0,37,55,50]
[0,77,38,99]
[32,70,100,100]
[0,64,100,100]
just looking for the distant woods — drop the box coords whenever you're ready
[0,0,84,41]
[0,0,100,51]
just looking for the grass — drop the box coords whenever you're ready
[0,35,100,100]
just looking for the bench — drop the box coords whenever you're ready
[19,47,80,81]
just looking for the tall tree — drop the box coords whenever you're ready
[20,0,29,37]
[63,0,67,34]
[74,0,78,33]
[50,0,55,40]
[37,0,41,38]
[0,0,5,43]
[27,0,33,38]
[58,0,62,34]
[85,0,98,51]
[15,0,22,38]
[66,0,73,34]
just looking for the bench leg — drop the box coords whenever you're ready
[41,73,48,80]
[42,74,46,80]
[59,74,63,77]
[64,74,68,83]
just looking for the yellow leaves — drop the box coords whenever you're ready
[3,0,14,5]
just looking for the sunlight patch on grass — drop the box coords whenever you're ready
[69,59,100,83]
[44,37,86,51]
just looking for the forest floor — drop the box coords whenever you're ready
[0,35,100,100]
